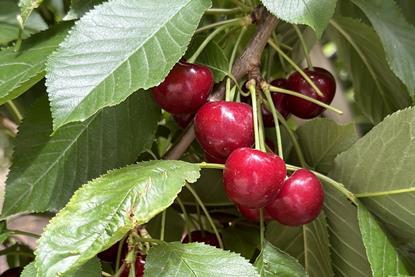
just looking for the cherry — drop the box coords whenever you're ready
[182,231,220,248]
[97,241,128,262]
[223,148,286,208]
[204,151,226,164]
[286,67,336,119]
[0,267,23,277]
[120,254,146,277]
[266,169,324,226]
[238,205,273,222]
[173,113,194,129]
[194,101,254,160]
[152,61,214,114]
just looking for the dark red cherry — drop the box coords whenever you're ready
[152,61,214,114]
[182,231,220,248]
[0,267,23,277]
[97,241,128,262]
[238,205,273,222]
[204,151,226,164]
[266,169,324,226]
[120,254,146,277]
[223,148,286,208]
[173,113,194,129]
[286,67,336,119]
[194,101,254,160]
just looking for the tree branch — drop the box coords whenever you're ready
[164,7,278,160]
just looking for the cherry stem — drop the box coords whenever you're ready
[195,17,243,34]
[259,208,265,250]
[256,98,267,152]
[229,0,251,11]
[185,183,224,249]
[5,100,23,123]
[9,229,40,238]
[160,210,166,241]
[293,25,313,70]
[248,81,261,150]
[267,39,325,97]
[115,234,128,270]
[176,196,194,237]
[205,8,242,15]
[189,24,230,63]
[225,78,232,101]
[229,27,247,72]
[262,86,283,158]
[198,162,225,170]
[286,164,358,205]
[102,271,111,277]
[113,263,126,277]
[268,85,343,115]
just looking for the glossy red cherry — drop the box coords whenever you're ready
[286,67,336,119]
[152,61,214,114]
[120,254,146,277]
[223,148,286,208]
[266,169,324,226]
[238,205,273,222]
[173,113,194,129]
[194,101,254,160]
[182,231,220,248]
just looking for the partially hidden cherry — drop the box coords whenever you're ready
[238,205,273,222]
[173,113,194,129]
[266,169,324,226]
[0,267,23,277]
[97,241,128,263]
[152,61,214,114]
[182,231,220,248]
[194,101,254,160]
[223,148,286,208]
[204,151,226,164]
[286,67,336,119]
[120,254,146,277]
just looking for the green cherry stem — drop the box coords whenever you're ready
[205,7,242,15]
[160,210,166,241]
[198,162,225,170]
[9,229,40,239]
[248,81,261,150]
[176,196,194,236]
[257,98,267,152]
[115,234,128,270]
[293,25,313,70]
[268,85,343,115]
[259,208,265,250]
[228,26,247,72]
[185,183,224,249]
[268,39,325,97]
[195,17,243,34]
[262,85,283,158]
[286,164,358,205]
[6,100,23,123]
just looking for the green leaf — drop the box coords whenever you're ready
[295,118,358,174]
[1,92,160,218]
[324,186,372,276]
[260,0,337,37]
[22,258,101,277]
[255,241,306,277]
[328,17,411,123]
[357,205,409,276]
[0,0,47,45]
[0,22,72,104]
[18,0,44,29]
[145,242,259,276]
[64,0,105,20]
[350,0,415,94]
[266,222,304,262]
[222,225,259,260]
[331,106,415,255]
[46,0,211,131]
[35,160,200,276]
[185,36,229,82]
[146,207,185,242]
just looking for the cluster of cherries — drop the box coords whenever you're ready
[152,60,336,227]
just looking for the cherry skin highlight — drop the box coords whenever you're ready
[152,61,214,114]
[286,67,336,119]
[266,169,324,226]
[223,148,286,208]
[194,101,254,160]
[182,231,220,248]
[238,205,273,222]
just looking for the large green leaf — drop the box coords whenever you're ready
[294,118,358,174]
[145,242,259,276]
[357,205,409,276]
[255,241,306,277]
[0,22,71,104]
[1,92,160,218]
[35,160,200,276]
[0,0,47,45]
[46,0,211,131]
[331,107,415,255]
[328,17,411,124]
[64,0,105,20]
[22,258,101,277]
[260,0,337,37]
[266,222,304,263]
[324,186,372,276]
[350,0,415,94]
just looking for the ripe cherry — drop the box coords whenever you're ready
[173,113,194,129]
[182,231,220,248]
[97,241,128,262]
[238,205,273,222]
[223,148,286,208]
[0,267,23,277]
[152,61,214,114]
[266,169,324,226]
[120,254,146,277]
[194,101,254,160]
[286,67,336,119]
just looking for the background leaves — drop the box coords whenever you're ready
[46,0,211,130]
